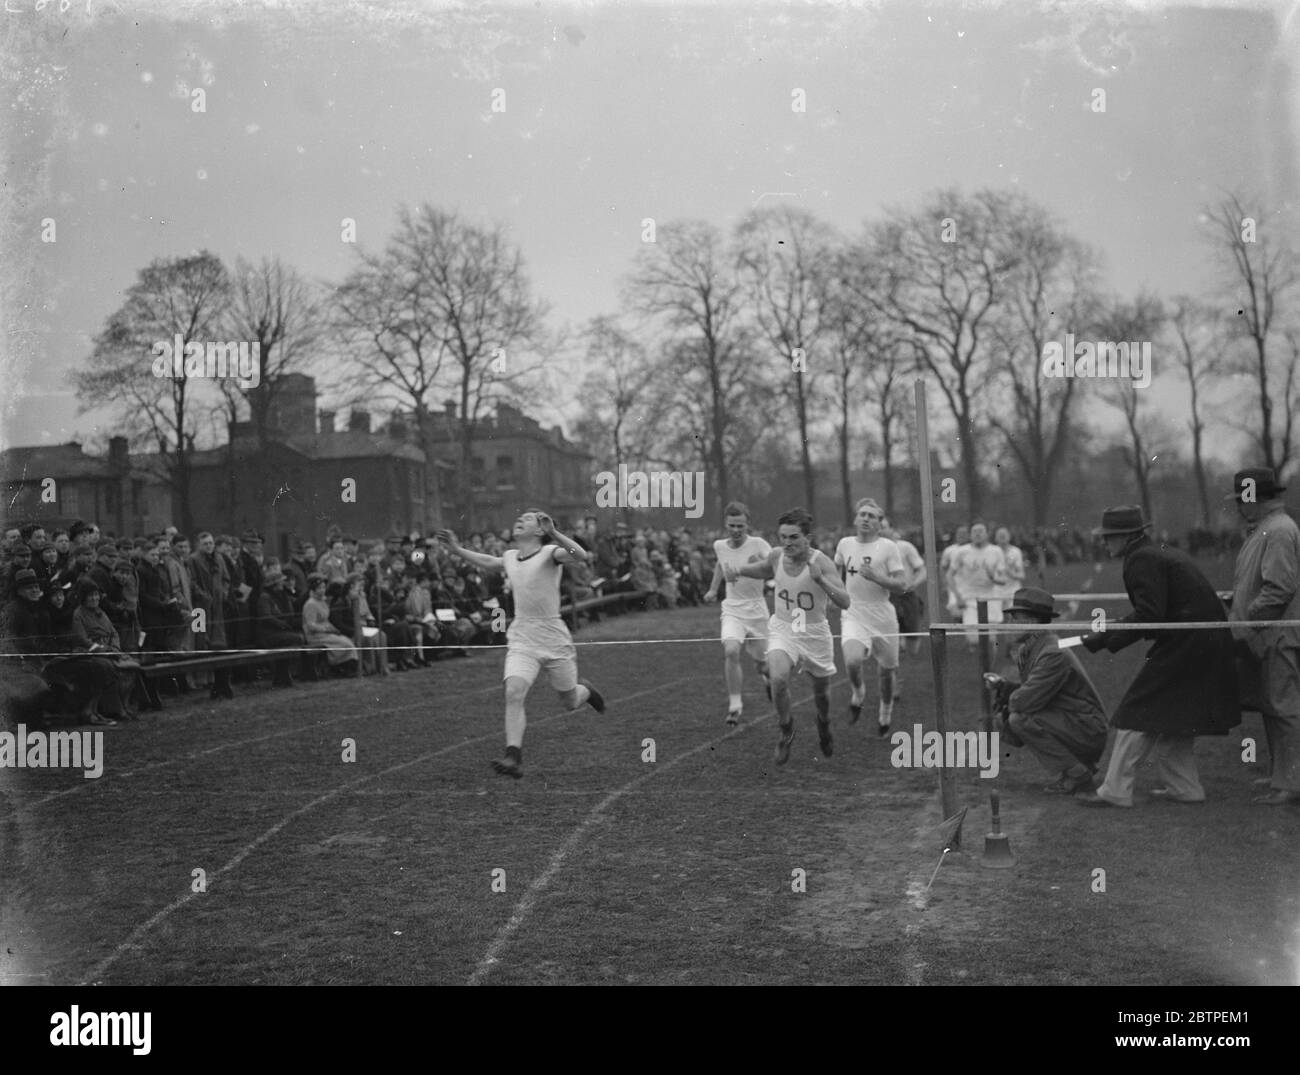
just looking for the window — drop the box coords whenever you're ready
[132,480,144,515]
[496,454,515,490]
[61,485,80,518]
[471,457,485,491]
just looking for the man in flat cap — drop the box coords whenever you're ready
[1228,467,1300,806]
[985,587,1108,794]
[1077,506,1239,806]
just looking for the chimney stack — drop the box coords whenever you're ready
[349,409,371,434]
[318,410,336,434]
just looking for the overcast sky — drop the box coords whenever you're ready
[2,0,1297,465]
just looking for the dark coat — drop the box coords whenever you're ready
[256,588,303,649]
[1084,537,1239,735]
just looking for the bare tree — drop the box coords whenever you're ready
[334,204,551,528]
[1168,295,1229,527]
[734,206,837,511]
[216,256,326,535]
[625,220,761,517]
[1204,193,1300,476]
[71,251,231,534]
[868,188,1025,517]
[987,209,1103,526]
[1097,293,1167,521]
[571,316,675,471]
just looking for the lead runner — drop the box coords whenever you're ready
[724,507,851,765]
[436,510,606,779]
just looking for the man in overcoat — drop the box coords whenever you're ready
[1228,468,1300,806]
[1077,506,1239,806]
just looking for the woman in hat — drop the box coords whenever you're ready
[301,573,359,675]
[986,587,1108,794]
[1077,506,1239,807]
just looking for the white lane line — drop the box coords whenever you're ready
[73,674,699,986]
[467,683,837,985]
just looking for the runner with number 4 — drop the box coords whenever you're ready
[436,511,607,779]
[704,501,772,726]
[723,508,850,765]
[835,498,908,738]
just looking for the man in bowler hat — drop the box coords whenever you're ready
[1076,506,1239,806]
[1228,467,1300,806]
[985,587,1108,794]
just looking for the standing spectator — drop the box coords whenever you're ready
[137,538,183,652]
[238,529,266,642]
[285,542,317,610]
[3,543,35,601]
[34,540,61,588]
[189,532,232,699]
[1227,468,1300,806]
[994,525,1026,602]
[949,522,1008,649]
[51,529,71,572]
[316,539,350,584]
[161,536,195,657]
[189,532,229,650]
[1078,506,1239,807]
[940,525,970,620]
[216,535,247,657]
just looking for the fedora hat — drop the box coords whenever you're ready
[1004,587,1061,620]
[12,568,40,589]
[1225,467,1287,503]
[1092,505,1152,537]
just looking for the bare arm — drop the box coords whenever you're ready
[810,552,852,610]
[725,549,777,582]
[536,513,589,566]
[704,560,724,602]
[436,530,505,573]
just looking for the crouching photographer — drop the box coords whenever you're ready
[984,587,1108,795]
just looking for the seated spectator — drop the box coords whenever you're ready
[650,549,680,609]
[0,568,59,726]
[371,574,418,670]
[69,578,141,722]
[256,563,304,649]
[255,562,303,688]
[302,573,358,676]
[431,571,478,652]
[628,543,657,596]
[329,578,384,673]
[404,575,442,663]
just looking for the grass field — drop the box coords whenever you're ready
[3,558,1298,986]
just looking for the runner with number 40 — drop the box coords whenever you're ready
[723,508,850,766]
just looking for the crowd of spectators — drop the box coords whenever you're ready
[0,510,1241,728]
